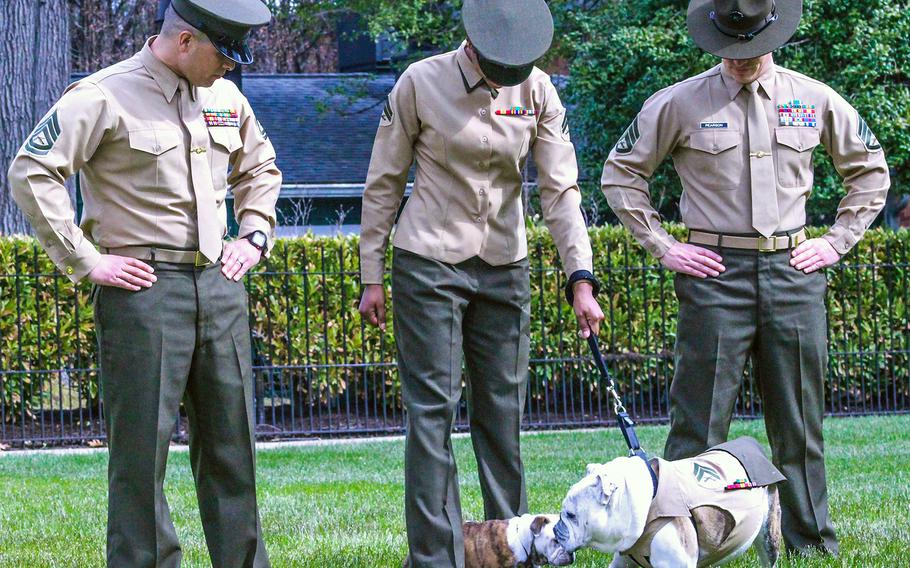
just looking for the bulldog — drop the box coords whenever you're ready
[402,514,574,567]
[554,437,785,568]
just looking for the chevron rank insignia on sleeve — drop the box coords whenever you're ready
[24,110,61,156]
[856,113,882,152]
[614,115,640,155]
[561,111,571,141]
[380,95,393,127]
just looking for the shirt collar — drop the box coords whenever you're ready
[139,37,195,103]
[719,62,776,101]
[455,41,499,99]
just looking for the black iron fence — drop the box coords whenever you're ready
[1,229,908,447]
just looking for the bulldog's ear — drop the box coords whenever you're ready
[594,473,618,505]
[530,515,549,536]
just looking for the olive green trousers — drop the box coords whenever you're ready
[392,249,530,568]
[94,262,269,568]
[664,247,838,554]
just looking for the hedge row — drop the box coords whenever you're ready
[1,226,908,419]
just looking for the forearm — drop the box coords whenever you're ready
[9,159,101,281]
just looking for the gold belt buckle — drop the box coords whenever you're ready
[758,236,778,252]
[194,251,210,267]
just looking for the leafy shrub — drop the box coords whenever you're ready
[2,227,907,422]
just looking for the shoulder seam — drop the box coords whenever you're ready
[774,66,831,90]
[82,60,144,86]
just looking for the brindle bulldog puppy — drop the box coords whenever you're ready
[403,514,574,567]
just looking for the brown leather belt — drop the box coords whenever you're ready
[101,246,216,267]
[687,228,807,252]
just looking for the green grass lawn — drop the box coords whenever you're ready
[1,415,909,567]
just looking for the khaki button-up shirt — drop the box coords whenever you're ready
[8,38,281,283]
[359,42,593,284]
[602,63,890,258]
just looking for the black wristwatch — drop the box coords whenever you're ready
[243,230,268,256]
[565,270,600,305]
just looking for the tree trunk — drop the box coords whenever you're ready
[0,0,70,236]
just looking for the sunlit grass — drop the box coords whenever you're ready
[1,416,908,567]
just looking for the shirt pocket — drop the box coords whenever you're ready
[208,127,242,190]
[128,128,180,156]
[685,129,742,190]
[127,128,182,188]
[775,128,820,189]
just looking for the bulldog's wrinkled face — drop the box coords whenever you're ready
[527,514,574,566]
[554,462,625,554]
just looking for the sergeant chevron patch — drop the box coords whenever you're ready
[380,95,393,127]
[24,110,61,156]
[615,116,640,155]
[856,113,881,152]
[693,463,721,485]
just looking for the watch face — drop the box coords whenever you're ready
[248,232,267,248]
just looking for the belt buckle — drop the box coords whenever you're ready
[194,251,211,267]
[758,236,778,252]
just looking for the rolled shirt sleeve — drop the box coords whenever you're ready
[601,87,681,259]
[359,69,419,285]
[819,91,890,255]
[8,81,111,282]
[532,79,593,277]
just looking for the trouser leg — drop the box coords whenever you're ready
[754,254,838,554]
[664,253,757,460]
[95,270,196,568]
[184,265,271,567]
[393,249,470,568]
[462,257,530,520]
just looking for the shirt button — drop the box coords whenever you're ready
[481,136,489,143]
[479,187,486,195]
[474,216,482,223]
[480,109,487,116]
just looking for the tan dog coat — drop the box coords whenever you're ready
[623,438,785,567]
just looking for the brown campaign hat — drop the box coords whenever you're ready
[687,0,802,59]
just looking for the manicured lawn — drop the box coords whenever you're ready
[2,416,909,567]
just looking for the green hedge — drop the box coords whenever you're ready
[2,226,908,420]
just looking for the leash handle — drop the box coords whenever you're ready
[586,333,611,381]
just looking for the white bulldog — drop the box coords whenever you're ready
[554,438,784,568]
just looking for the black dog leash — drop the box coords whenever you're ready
[586,334,658,498]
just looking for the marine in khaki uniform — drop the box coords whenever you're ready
[601,0,890,556]
[8,1,280,566]
[358,1,604,565]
